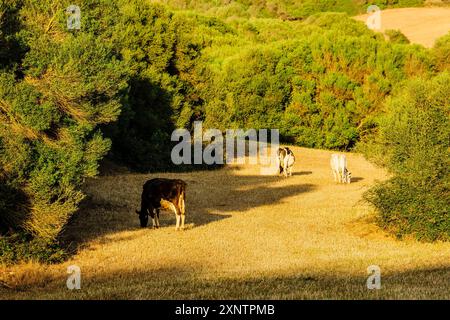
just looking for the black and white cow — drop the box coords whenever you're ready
[277,147,295,177]
[136,178,187,230]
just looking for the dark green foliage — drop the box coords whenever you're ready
[0,0,127,242]
[433,32,450,71]
[204,46,291,130]
[385,29,410,44]
[0,232,66,264]
[203,14,434,150]
[363,73,450,241]
[99,1,209,171]
[102,2,180,171]
[0,0,26,68]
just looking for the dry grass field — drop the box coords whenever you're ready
[355,7,450,47]
[1,146,449,299]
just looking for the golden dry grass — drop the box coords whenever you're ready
[355,7,450,48]
[1,146,449,299]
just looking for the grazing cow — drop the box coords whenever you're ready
[330,154,351,184]
[277,147,295,177]
[136,178,187,230]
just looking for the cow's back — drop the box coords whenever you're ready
[143,178,186,202]
[330,154,339,170]
[330,154,347,172]
[278,148,287,159]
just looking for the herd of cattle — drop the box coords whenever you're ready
[136,147,352,229]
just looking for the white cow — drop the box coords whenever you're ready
[330,153,351,184]
[277,147,295,177]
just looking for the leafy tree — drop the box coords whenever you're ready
[0,0,127,242]
[202,14,434,150]
[363,73,449,241]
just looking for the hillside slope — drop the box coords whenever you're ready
[1,147,449,299]
[355,7,450,47]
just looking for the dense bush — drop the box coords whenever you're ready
[433,32,450,71]
[102,3,206,171]
[150,0,426,19]
[0,0,26,67]
[362,73,449,241]
[385,29,410,44]
[0,0,127,245]
[203,14,434,149]
[0,232,66,264]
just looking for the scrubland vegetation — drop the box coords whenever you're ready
[0,0,449,278]
[151,0,426,19]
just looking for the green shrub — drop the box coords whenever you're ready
[0,1,127,242]
[0,0,26,68]
[385,29,410,44]
[363,73,450,241]
[202,14,434,150]
[151,0,426,19]
[0,233,66,265]
[102,1,195,172]
[433,32,450,72]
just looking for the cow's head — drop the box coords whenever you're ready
[136,210,149,228]
[345,171,352,184]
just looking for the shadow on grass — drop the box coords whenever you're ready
[3,265,449,299]
[292,171,313,176]
[96,266,449,299]
[98,158,225,177]
[60,167,316,255]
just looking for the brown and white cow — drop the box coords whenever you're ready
[136,178,187,230]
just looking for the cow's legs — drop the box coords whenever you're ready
[175,214,181,230]
[181,214,185,229]
[145,205,156,228]
[340,171,346,184]
[168,202,181,230]
[283,157,290,177]
[179,193,186,230]
[150,208,157,228]
[276,155,282,175]
[332,170,338,183]
[335,170,340,183]
[155,209,160,228]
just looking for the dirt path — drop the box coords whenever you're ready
[354,7,450,47]
[1,147,450,299]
